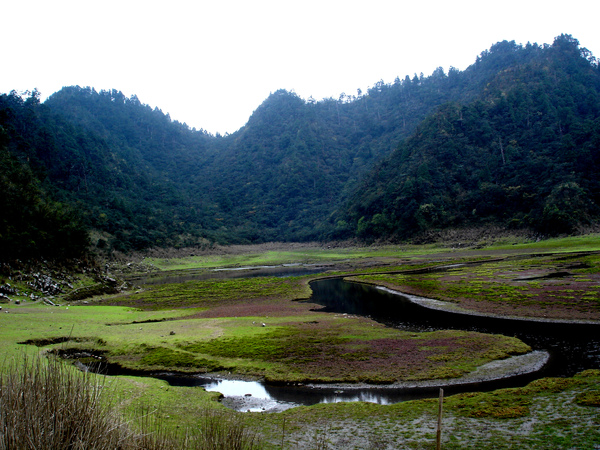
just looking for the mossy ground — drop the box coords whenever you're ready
[1,235,599,448]
[0,281,529,383]
[246,370,600,449]
[352,251,600,321]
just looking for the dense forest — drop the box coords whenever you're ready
[337,36,600,240]
[1,34,599,262]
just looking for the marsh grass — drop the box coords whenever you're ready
[0,353,148,449]
[139,243,462,272]
[180,322,529,383]
[353,250,600,320]
[0,354,260,450]
[191,409,261,450]
[110,276,312,310]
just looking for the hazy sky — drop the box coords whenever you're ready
[3,0,598,135]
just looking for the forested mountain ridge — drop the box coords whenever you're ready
[1,34,598,261]
[337,35,600,240]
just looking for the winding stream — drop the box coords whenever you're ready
[152,277,600,412]
[310,278,600,379]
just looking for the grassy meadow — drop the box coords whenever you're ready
[1,234,600,448]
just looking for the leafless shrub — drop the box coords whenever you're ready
[0,354,260,450]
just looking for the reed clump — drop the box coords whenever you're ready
[0,354,260,449]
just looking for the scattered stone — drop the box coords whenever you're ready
[169,331,176,335]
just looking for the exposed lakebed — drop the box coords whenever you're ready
[128,264,331,285]
[125,276,598,413]
[65,261,600,413]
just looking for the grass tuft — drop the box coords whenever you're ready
[0,353,260,449]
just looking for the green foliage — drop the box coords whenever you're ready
[575,390,600,407]
[340,35,600,239]
[140,346,227,371]
[541,182,596,234]
[0,110,89,262]
[2,34,599,256]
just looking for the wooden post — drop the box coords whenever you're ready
[281,416,286,449]
[436,388,444,450]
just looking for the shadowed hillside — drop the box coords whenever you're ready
[1,34,598,260]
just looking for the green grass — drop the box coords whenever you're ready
[487,233,600,252]
[106,276,313,310]
[1,274,530,383]
[350,250,600,320]
[0,302,208,357]
[3,236,600,448]
[143,249,362,271]
[245,370,600,449]
[140,244,477,272]
[0,353,260,449]
[118,234,600,275]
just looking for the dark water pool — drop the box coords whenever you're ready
[309,278,600,379]
[148,278,599,411]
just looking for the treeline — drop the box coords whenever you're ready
[336,35,600,240]
[1,34,599,261]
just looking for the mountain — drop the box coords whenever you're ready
[1,34,598,261]
[337,35,600,240]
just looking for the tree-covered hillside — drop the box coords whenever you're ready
[1,35,598,261]
[337,35,600,240]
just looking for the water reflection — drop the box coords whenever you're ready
[108,277,600,412]
[157,374,441,412]
[205,379,271,399]
[309,278,600,378]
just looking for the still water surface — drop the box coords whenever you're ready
[310,279,600,378]
[156,278,600,411]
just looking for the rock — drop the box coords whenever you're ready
[169,331,176,335]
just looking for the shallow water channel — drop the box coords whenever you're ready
[151,277,600,412]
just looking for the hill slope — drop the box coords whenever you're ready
[1,34,598,260]
[337,35,600,240]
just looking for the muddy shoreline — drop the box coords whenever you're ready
[214,350,549,413]
[377,286,600,325]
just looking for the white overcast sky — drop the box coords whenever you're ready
[2,0,598,135]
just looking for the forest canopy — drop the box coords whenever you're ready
[1,35,598,262]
